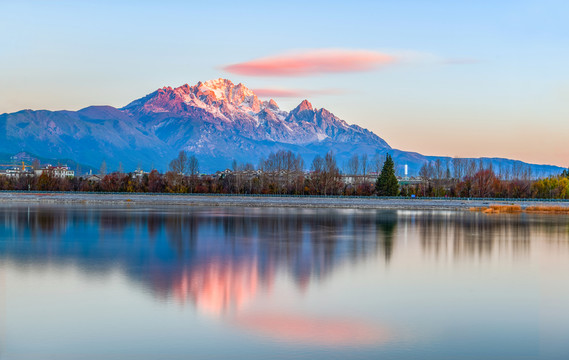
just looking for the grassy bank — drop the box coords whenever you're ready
[470,204,569,214]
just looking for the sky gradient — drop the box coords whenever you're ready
[1,0,567,166]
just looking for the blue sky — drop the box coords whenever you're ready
[1,0,568,166]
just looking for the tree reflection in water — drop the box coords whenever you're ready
[0,205,568,317]
[404,211,536,259]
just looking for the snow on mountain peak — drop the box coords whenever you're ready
[123,79,267,116]
[293,100,314,113]
[122,79,366,143]
[198,78,255,100]
[268,99,279,109]
[195,78,260,112]
[202,77,232,88]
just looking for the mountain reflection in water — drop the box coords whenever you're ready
[0,207,396,314]
[1,206,568,313]
[1,205,569,357]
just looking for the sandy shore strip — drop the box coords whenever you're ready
[1,192,568,210]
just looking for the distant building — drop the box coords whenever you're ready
[85,174,102,182]
[133,169,148,179]
[341,174,378,185]
[0,167,33,178]
[213,169,233,178]
[34,165,75,178]
[397,176,422,186]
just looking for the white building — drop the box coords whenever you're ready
[0,167,34,178]
[133,169,148,179]
[341,174,379,185]
[85,174,102,182]
[35,165,75,178]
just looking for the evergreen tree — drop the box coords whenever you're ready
[375,154,399,196]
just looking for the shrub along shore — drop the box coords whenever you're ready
[470,204,569,214]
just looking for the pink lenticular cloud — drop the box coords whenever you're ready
[252,88,344,98]
[223,49,397,76]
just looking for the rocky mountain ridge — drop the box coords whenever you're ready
[0,78,562,176]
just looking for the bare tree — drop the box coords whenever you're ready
[434,159,443,180]
[452,157,466,180]
[311,155,324,173]
[361,154,368,177]
[372,153,384,174]
[310,155,325,194]
[523,165,532,181]
[512,162,523,180]
[501,164,511,181]
[348,154,360,175]
[444,159,451,180]
[186,155,199,193]
[188,155,199,176]
[169,151,189,175]
[466,159,478,178]
[419,162,434,180]
[419,162,434,197]
[323,151,341,195]
[99,160,107,176]
[260,150,301,193]
[433,159,444,196]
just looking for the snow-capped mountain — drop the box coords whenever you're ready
[123,78,389,147]
[0,79,563,176]
[117,78,394,170]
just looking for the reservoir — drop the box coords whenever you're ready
[1,205,568,359]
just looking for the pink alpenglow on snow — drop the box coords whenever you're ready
[224,49,396,76]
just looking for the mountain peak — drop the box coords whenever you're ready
[124,78,263,115]
[294,100,313,113]
[268,99,279,110]
[196,78,257,106]
[202,78,234,89]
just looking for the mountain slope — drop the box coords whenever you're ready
[0,106,168,170]
[119,79,393,170]
[0,78,563,176]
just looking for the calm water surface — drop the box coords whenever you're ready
[0,205,568,359]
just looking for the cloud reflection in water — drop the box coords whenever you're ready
[234,313,390,347]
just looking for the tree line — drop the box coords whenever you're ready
[0,150,567,199]
[404,158,569,198]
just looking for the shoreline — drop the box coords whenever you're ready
[1,192,568,210]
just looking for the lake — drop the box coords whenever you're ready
[1,205,568,359]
